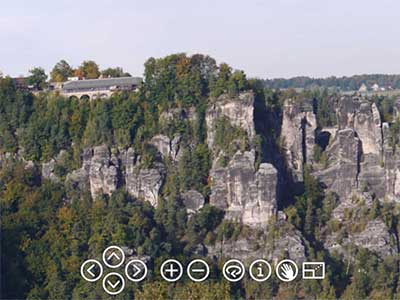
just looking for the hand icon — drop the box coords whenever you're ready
[276,260,298,282]
[280,263,295,280]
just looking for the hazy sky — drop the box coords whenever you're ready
[1,0,399,78]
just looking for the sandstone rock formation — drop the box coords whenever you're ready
[206,92,255,149]
[314,128,361,200]
[121,147,165,206]
[65,145,165,205]
[65,148,92,192]
[318,97,400,202]
[42,159,58,181]
[89,145,119,198]
[281,98,316,181]
[324,219,396,259]
[125,165,164,207]
[337,97,382,155]
[181,190,205,214]
[159,107,197,124]
[207,219,307,263]
[209,150,278,227]
[42,150,69,182]
[149,134,182,161]
[279,95,400,204]
[149,134,171,159]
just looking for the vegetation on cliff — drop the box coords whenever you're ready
[2,54,400,299]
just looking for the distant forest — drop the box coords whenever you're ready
[261,74,400,91]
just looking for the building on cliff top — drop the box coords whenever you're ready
[60,76,142,100]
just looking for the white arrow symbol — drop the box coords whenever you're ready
[107,252,120,261]
[107,279,121,289]
[132,264,142,277]
[87,264,96,277]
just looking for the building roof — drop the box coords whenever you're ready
[62,76,142,91]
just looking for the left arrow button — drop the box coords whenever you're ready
[87,264,96,277]
[80,259,103,282]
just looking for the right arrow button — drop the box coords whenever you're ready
[125,259,148,282]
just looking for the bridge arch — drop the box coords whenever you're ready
[69,95,78,101]
[80,94,90,101]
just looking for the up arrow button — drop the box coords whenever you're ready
[102,246,125,268]
[107,252,121,261]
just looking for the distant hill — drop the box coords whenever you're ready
[261,74,400,91]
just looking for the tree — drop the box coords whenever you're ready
[101,67,130,78]
[27,67,48,90]
[78,60,100,79]
[50,60,73,82]
[210,63,232,97]
[228,70,248,95]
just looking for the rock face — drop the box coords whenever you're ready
[324,219,396,259]
[205,91,278,227]
[380,121,400,202]
[206,92,255,149]
[159,107,197,124]
[42,159,58,182]
[327,97,400,201]
[209,150,278,227]
[314,128,361,200]
[181,190,205,214]
[149,134,182,161]
[149,135,171,159]
[281,98,316,181]
[276,95,400,204]
[42,150,68,182]
[89,145,119,198]
[122,147,165,207]
[125,166,164,207]
[207,219,307,263]
[65,145,165,205]
[37,92,400,261]
[65,148,92,192]
[337,97,382,155]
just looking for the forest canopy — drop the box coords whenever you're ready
[2,54,400,300]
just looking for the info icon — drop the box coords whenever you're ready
[249,259,272,282]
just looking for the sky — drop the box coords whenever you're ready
[1,0,399,79]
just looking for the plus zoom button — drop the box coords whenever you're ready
[160,259,183,282]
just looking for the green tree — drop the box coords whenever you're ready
[78,60,100,79]
[228,70,248,95]
[27,67,48,90]
[210,63,232,97]
[101,67,130,78]
[50,60,74,82]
